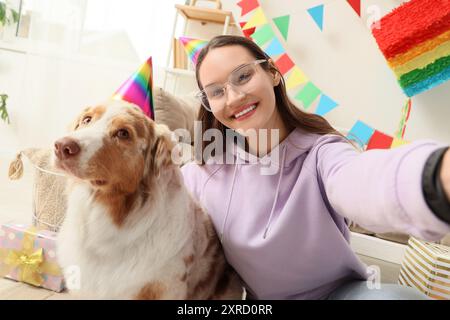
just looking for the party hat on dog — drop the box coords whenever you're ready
[113,56,154,119]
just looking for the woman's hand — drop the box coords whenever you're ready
[441,149,450,201]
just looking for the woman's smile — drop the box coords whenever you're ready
[230,102,259,121]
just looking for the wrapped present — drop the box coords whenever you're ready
[398,237,450,300]
[0,223,65,292]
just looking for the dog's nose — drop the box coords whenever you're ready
[55,138,81,160]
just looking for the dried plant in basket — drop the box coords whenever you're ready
[8,148,68,232]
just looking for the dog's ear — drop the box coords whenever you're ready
[148,123,176,178]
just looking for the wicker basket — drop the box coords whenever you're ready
[8,148,67,232]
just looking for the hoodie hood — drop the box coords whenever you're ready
[230,127,320,169]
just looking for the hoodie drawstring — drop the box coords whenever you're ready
[220,144,288,243]
[263,145,287,239]
[220,162,239,243]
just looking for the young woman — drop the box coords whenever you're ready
[180,35,450,300]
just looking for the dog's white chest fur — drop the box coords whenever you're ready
[57,183,193,299]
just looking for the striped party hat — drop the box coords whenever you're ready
[179,36,208,66]
[113,56,154,119]
[372,0,450,97]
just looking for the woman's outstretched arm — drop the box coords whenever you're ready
[315,135,450,241]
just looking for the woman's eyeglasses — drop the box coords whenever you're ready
[195,59,268,112]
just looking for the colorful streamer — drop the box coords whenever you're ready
[395,98,412,139]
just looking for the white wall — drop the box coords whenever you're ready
[222,0,450,143]
[0,49,139,153]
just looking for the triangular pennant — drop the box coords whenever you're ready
[307,4,324,31]
[315,94,338,116]
[264,37,285,56]
[294,82,321,108]
[286,67,308,90]
[275,53,295,75]
[346,0,361,17]
[250,24,274,46]
[179,36,208,66]
[239,22,256,38]
[367,130,394,150]
[347,120,374,147]
[237,0,260,17]
[243,7,267,30]
[273,15,290,40]
[113,56,154,119]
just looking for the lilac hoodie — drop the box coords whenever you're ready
[180,128,450,299]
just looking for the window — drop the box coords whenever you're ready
[0,0,21,38]
[2,0,184,65]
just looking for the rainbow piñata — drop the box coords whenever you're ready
[372,0,450,97]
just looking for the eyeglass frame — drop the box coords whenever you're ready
[195,59,269,112]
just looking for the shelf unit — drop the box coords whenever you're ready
[163,3,236,93]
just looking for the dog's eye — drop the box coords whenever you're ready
[116,129,130,140]
[82,116,92,125]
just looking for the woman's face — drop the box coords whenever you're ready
[198,45,283,133]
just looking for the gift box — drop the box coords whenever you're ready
[398,237,450,300]
[0,223,65,292]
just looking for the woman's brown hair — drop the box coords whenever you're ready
[195,35,342,164]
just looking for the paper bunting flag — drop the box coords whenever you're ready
[251,24,274,46]
[243,7,267,29]
[347,120,375,147]
[234,1,412,153]
[395,98,412,139]
[275,53,295,75]
[367,130,394,150]
[179,36,208,66]
[239,22,256,38]
[236,1,340,118]
[273,15,290,40]
[237,0,260,17]
[294,82,321,108]
[264,37,285,56]
[286,67,308,90]
[307,4,324,31]
[113,56,154,119]
[315,94,339,116]
[347,0,361,17]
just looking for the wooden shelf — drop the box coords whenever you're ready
[175,4,235,25]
